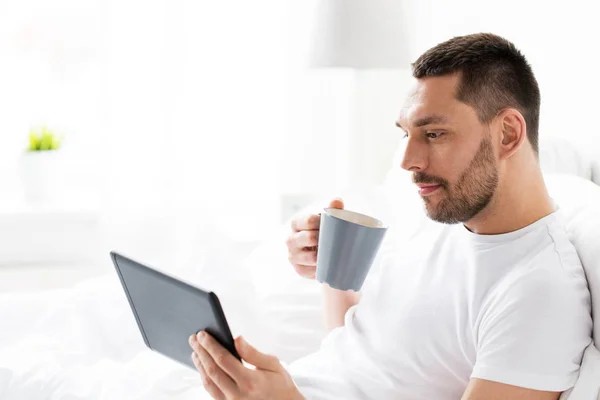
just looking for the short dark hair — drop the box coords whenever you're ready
[412,33,541,154]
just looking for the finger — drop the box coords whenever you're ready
[195,345,239,397]
[288,249,317,267]
[197,332,247,383]
[293,230,319,248]
[293,264,316,279]
[235,336,282,372]
[286,232,319,256]
[192,352,225,400]
[328,198,344,209]
[291,213,321,232]
[190,335,239,397]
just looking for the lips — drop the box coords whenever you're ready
[416,183,442,196]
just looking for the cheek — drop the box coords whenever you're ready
[428,145,467,185]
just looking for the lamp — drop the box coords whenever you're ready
[308,0,412,69]
[307,0,413,189]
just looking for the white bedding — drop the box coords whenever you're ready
[0,275,236,400]
[0,275,211,399]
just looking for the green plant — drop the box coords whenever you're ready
[27,126,62,151]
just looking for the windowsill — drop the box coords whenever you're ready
[0,192,101,266]
[0,192,100,216]
[0,263,109,293]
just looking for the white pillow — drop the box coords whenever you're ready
[539,136,595,181]
[560,343,600,400]
[592,156,600,186]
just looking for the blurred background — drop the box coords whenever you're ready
[0,0,599,293]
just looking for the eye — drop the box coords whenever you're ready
[426,132,444,139]
[402,132,409,139]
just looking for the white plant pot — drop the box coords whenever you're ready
[19,150,65,203]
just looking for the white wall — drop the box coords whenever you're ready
[284,1,411,200]
[0,0,289,269]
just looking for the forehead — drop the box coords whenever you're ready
[397,74,465,127]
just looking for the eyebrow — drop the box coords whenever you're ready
[396,115,449,130]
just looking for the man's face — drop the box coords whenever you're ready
[396,73,499,224]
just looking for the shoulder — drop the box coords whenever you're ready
[477,214,592,346]
[543,212,587,280]
[495,213,587,305]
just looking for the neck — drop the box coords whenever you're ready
[464,160,554,235]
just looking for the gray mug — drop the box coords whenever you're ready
[316,207,388,292]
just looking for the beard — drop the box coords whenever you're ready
[413,136,499,224]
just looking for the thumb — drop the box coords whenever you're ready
[235,336,281,372]
[327,197,344,210]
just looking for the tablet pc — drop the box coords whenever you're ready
[110,251,241,370]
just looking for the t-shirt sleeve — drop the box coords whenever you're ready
[471,259,592,392]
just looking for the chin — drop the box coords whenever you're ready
[423,196,443,212]
[424,205,444,222]
[424,202,463,225]
[426,211,463,225]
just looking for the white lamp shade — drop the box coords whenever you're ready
[309,0,411,69]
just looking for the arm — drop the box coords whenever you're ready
[323,285,360,331]
[461,378,560,400]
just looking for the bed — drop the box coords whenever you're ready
[1,136,599,399]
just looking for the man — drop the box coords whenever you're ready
[188,33,592,399]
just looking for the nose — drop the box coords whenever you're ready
[400,136,428,172]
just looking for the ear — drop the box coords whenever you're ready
[496,108,527,160]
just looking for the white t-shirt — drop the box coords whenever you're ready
[287,212,592,400]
